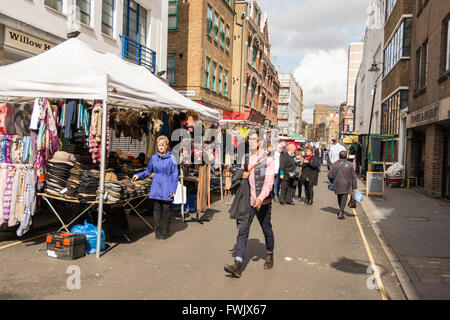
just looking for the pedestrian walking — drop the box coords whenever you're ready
[327,151,357,220]
[299,145,321,205]
[272,143,283,202]
[279,143,297,206]
[328,139,346,164]
[292,150,304,201]
[225,130,275,278]
[133,135,178,240]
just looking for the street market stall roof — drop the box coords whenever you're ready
[0,38,220,123]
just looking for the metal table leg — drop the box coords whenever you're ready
[41,196,70,232]
[123,197,154,232]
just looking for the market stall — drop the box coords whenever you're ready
[0,38,220,258]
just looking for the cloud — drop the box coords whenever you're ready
[261,0,368,55]
[294,49,348,123]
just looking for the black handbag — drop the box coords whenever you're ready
[287,170,297,180]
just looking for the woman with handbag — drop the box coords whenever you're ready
[300,145,321,205]
[279,144,297,205]
[327,150,357,219]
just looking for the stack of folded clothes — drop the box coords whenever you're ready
[78,170,100,201]
[65,163,86,195]
[44,151,74,197]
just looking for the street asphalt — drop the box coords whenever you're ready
[0,171,407,300]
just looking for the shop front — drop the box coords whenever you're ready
[406,98,450,199]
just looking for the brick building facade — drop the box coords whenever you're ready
[231,0,280,126]
[167,0,235,115]
[313,104,340,142]
[380,0,413,164]
[406,0,450,199]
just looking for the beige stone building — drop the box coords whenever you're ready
[346,42,364,107]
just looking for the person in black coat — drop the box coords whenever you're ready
[300,145,321,205]
[279,144,297,205]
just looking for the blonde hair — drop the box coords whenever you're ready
[156,135,169,147]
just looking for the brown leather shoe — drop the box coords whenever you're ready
[264,253,274,269]
[224,260,243,278]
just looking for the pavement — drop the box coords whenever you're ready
[358,179,450,300]
[0,171,408,300]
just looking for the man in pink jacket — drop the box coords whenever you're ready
[225,130,275,278]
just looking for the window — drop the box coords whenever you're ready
[77,0,91,25]
[102,0,115,37]
[262,69,266,87]
[167,54,176,85]
[207,5,213,36]
[45,0,63,12]
[212,62,217,91]
[261,95,265,113]
[218,66,223,94]
[386,0,397,19]
[225,25,230,51]
[252,45,257,67]
[224,70,228,97]
[381,90,408,135]
[205,57,210,88]
[443,17,450,72]
[415,40,428,91]
[214,12,219,41]
[418,0,429,15]
[168,0,178,30]
[220,19,225,46]
[250,83,255,108]
[384,19,411,75]
[123,0,148,45]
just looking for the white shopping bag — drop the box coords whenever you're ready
[173,182,187,204]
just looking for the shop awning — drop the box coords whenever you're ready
[0,38,220,123]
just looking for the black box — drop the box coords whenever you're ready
[46,232,86,260]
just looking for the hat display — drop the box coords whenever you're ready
[48,151,75,166]
[44,154,74,195]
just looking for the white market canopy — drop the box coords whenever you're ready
[0,38,219,123]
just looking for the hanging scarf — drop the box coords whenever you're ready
[305,154,313,162]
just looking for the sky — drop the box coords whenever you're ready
[257,0,371,123]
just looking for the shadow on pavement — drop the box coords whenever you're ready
[330,257,389,276]
[226,238,267,277]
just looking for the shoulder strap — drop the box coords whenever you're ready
[244,154,249,172]
[333,162,347,183]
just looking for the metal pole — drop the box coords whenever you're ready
[96,100,108,258]
[365,72,383,175]
[220,165,223,201]
[180,164,184,223]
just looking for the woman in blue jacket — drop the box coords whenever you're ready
[133,135,178,240]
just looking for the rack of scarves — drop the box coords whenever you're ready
[0,135,32,164]
[0,163,36,236]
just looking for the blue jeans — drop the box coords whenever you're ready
[273,174,280,198]
[235,204,274,260]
